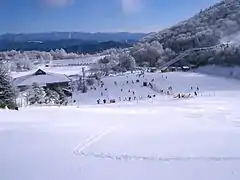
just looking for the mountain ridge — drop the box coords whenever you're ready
[0,32,148,42]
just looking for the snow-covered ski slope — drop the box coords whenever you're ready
[1,71,240,180]
[73,71,240,105]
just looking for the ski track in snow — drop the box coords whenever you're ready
[76,152,240,162]
[73,126,119,154]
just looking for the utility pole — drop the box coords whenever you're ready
[82,67,87,93]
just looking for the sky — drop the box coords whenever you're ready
[0,0,219,34]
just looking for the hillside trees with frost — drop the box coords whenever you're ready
[0,49,88,71]
[94,51,136,74]
[135,0,240,67]
[118,53,136,71]
[130,41,176,67]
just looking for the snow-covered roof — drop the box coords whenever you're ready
[13,69,70,87]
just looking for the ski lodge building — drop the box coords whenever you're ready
[13,69,71,91]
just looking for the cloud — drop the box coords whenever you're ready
[121,0,143,13]
[43,0,74,7]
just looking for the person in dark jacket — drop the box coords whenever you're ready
[194,91,198,96]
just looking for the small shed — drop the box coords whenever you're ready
[182,66,191,72]
[150,67,157,73]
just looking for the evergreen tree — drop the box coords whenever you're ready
[0,64,16,109]
[27,83,46,105]
[53,86,67,105]
[45,88,60,105]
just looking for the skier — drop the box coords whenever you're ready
[149,83,153,89]
[194,91,198,96]
[103,99,107,104]
[97,99,100,104]
[178,93,181,99]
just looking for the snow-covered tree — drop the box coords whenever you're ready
[27,83,46,105]
[53,87,68,104]
[131,41,175,67]
[0,64,16,109]
[118,53,136,71]
[45,88,60,105]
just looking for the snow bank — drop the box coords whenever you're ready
[196,65,240,80]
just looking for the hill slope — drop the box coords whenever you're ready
[143,0,240,52]
[128,0,240,67]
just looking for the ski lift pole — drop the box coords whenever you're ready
[82,67,86,93]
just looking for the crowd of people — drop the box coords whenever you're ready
[86,73,201,105]
[94,74,158,105]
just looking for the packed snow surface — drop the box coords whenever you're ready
[196,65,240,80]
[1,71,240,180]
